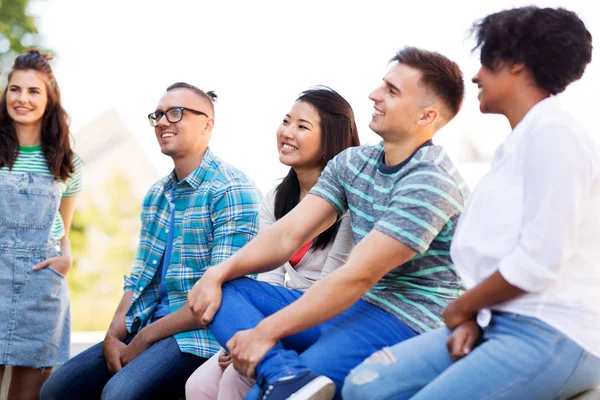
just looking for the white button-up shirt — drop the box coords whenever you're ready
[451,96,600,357]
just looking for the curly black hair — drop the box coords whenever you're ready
[472,7,592,94]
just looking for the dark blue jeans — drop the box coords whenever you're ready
[209,278,417,399]
[40,335,206,400]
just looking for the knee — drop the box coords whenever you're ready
[185,372,218,400]
[40,375,60,400]
[222,277,255,292]
[101,374,140,400]
[40,368,71,400]
[342,349,400,400]
[342,368,382,400]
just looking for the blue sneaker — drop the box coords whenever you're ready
[257,371,336,400]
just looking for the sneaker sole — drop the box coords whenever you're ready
[287,376,336,400]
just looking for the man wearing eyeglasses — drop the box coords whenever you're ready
[42,82,262,400]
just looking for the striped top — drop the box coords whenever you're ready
[0,145,84,239]
[123,148,262,359]
[310,141,469,333]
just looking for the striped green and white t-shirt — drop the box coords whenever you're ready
[310,141,469,333]
[0,145,84,239]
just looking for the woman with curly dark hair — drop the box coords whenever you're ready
[0,50,83,399]
[343,7,600,400]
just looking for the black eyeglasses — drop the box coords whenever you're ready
[148,107,209,127]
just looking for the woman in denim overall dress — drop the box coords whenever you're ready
[0,50,83,399]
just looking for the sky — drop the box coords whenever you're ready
[26,0,600,191]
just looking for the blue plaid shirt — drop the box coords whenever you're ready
[123,148,261,358]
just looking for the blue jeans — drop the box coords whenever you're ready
[208,278,417,399]
[40,335,206,400]
[342,312,600,400]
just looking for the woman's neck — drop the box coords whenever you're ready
[295,166,322,201]
[503,84,550,130]
[15,122,43,147]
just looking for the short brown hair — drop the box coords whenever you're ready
[391,47,464,124]
[166,82,217,115]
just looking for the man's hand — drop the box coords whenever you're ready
[446,320,481,361]
[218,349,233,371]
[32,253,73,277]
[188,267,224,325]
[103,335,127,375]
[227,327,277,378]
[443,298,476,329]
[120,330,152,367]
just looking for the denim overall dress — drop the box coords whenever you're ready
[0,171,71,367]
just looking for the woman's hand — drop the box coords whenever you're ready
[446,319,481,361]
[218,349,233,371]
[32,253,73,277]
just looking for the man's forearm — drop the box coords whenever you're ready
[256,265,373,342]
[216,222,318,282]
[254,230,416,343]
[215,196,338,283]
[456,271,526,314]
[138,303,207,344]
[106,291,134,340]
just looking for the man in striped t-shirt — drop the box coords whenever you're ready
[188,47,468,400]
[311,138,468,334]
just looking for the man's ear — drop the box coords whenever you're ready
[416,108,439,127]
[203,118,215,135]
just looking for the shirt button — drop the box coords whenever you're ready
[55,244,61,252]
[138,286,144,291]
[152,260,157,265]
[165,228,169,233]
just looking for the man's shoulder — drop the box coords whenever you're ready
[205,153,261,195]
[346,143,383,160]
[332,143,383,171]
[143,175,171,200]
[208,157,255,185]
[401,145,470,200]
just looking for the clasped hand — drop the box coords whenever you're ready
[187,267,223,326]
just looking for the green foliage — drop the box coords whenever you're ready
[0,0,43,73]
[69,171,142,331]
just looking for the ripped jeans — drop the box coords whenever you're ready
[208,278,417,400]
[343,312,600,400]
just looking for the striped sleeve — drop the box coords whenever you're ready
[63,155,84,197]
[375,165,463,253]
[309,149,349,215]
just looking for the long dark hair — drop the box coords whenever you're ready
[274,87,360,250]
[0,49,74,181]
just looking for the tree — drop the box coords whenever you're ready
[0,0,42,72]
[68,170,142,331]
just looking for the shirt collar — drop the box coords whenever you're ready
[512,96,560,136]
[377,139,433,174]
[163,147,216,191]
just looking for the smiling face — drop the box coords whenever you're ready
[6,69,49,130]
[472,63,514,115]
[277,101,323,170]
[368,63,429,139]
[153,88,214,159]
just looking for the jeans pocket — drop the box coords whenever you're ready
[47,266,67,279]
